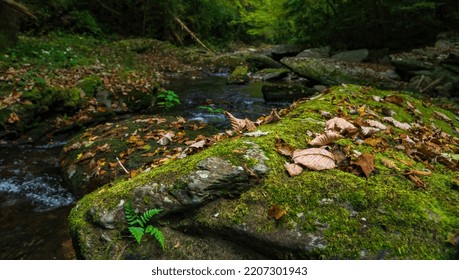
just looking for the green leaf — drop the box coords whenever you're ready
[128,227,145,244]
[146,225,165,251]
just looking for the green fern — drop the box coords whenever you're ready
[124,201,164,250]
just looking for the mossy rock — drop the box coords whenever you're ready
[60,115,219,198]
[69,85,459,259]
[227,66,250,84]
[281,57,403,90]
[77,75,102,97]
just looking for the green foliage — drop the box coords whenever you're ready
[157,90,180,110]
[285,0,459,49]
[1,32,98,68]
[198,105,225,114]
[124,200,165,250]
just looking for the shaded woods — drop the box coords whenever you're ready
[2,0,459,51]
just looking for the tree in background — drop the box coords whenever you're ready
[286,0,459,50]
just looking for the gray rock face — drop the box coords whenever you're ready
[262,83,318,102]
[296,46,331,59]
[252,68,290,81]
[271,45,304,60]
[332,49,369,62]
[244,53,284,69]
[281,57,403,89]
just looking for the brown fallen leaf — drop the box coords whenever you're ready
[385,95,404,106]
[268,205,287,220]
[224,111,257,132]
[365,119,387,130]
[309,131,343,146]
[351,153,375,178]
[292,148,336,171]
[275,137,295,157]
[406,174,426,188]
[7,112,20,124]
[434,111,452,123]
[405,169,432,176]
[284,163,303,177]
[383,117,412,130]
[261,109,282,125]
[325,117,356,132]
[76,151,95,163]
[157,132,175,146]
[381,158,400,171]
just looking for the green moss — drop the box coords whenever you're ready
[69,84,459,259]
[77,75,102,97]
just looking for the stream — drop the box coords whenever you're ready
[0,76,289,259]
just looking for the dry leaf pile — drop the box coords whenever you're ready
[60,115,233,190]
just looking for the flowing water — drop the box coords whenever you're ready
[0,76,289,259]
[0,143,76,259]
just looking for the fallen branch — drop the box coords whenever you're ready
[173,16,216,55]
[96,0,121,15]
[116,156,129,174]
[420,75,444,93]
[3,0,36,18]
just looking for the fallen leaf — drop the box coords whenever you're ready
[225,111,257,132]
[268,205,287,220]
[243,130,270,137]
[262,109,282,124]
[76,151,95,163]
[275,137,295,157]
[325,117,356,132]
[405,169,432,176]
[309,131,343,146]
[351,153,375,178]
[365,119,387,130]
[385,95,404,106]
[292,148,336,171]
[383,117,411,130]
[434,111,452,123]
[381,158,400,171]
[360,126,380,136]
[189,139,206,149]
[7,112,20,124]
[284,163,303,177]
[406,174,426,188]
[157,132,175,146]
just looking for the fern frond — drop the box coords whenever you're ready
[146,225,165,251]
[139,208,162,225]
[128,227,145,244]
[124,201,143,227]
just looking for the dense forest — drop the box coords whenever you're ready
[2,0,459,50]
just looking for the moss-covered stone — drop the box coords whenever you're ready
[227,66,250,84]
[77,75,102,97]
[69,84,459,259]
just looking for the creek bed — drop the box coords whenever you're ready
[0,76,290,259]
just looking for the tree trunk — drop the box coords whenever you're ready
[0,2,21,51]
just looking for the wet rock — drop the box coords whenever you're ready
[332,49,369,62]
[296,46,331,59]
[244,53,284,69]
[227,66,250,84]
[252,68,290,81]
[69,84,459,260]
[280,57,403,89]
[262,83,318,102]
[271,45,304,60]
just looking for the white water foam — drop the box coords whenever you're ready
[0,177,75,209]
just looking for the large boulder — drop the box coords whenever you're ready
[69,84,459,260]
[296,46,331,59]
[280,57,403,89]
[244,53,284,69]
[262,83,318,102]
[332,49,369,62]
[227,66,250,84]
[252,68,290,82]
